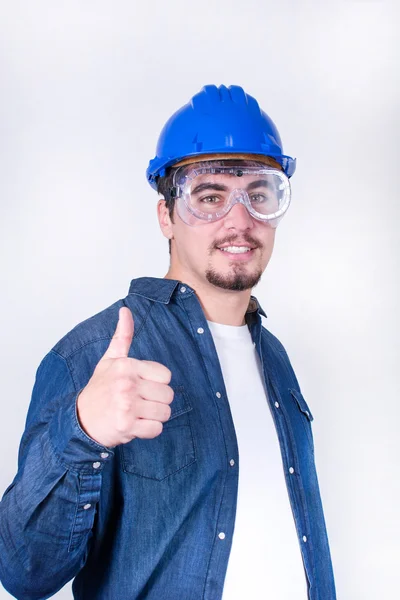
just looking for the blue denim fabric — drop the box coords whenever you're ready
[0,277,336,600]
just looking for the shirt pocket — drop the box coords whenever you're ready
[288,388,314,452]
[120,386,196,481]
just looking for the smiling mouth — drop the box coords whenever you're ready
[215,245,258,262]
[216,241,258,251]
[219,246,253,254]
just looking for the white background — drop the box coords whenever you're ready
[0,1,399,598]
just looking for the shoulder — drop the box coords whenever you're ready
[51,293,154,360]
[261,323,288,355]
[260,323,301,390]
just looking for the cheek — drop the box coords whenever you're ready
[179,227,215,259]
[258,227,276,257]
[265,232,276,252]
[266,228,276,246]
[190,225,221,253]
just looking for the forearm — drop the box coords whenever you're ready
[0,431,102,599]
[0,352,112,599]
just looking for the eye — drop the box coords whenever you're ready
[199,196,221,204]
[250,193,268,203]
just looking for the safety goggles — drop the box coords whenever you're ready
[169,163,291,227]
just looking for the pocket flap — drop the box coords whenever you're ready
[289,388,314,422]
[169,386,193,421]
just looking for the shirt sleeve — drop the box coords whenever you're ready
[0,350,114,600]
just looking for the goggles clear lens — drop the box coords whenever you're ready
[172,164,291,227]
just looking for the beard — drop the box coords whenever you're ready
[205,263,263,291]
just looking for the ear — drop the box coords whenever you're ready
[157,198,174,240]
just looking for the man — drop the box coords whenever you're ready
[0,85,336,599]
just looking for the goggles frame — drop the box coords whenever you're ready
[168,163,292,227]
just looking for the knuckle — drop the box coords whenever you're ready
[118,397,134,414]
[114,378,128,394]
[114,421,126,435]
[120,432,135,444]
[114,412,131,434]
[114,377,135,396]
[113,357,129,376]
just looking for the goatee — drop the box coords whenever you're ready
[205,266,263,291]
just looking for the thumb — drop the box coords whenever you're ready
[102,307,134,360]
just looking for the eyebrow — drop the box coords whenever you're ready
[247,179,272,191]
[191,179,272,195]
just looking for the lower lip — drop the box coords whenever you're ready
[217,248,256,261]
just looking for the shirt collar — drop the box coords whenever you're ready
[128,277,181,304]
[128,277,267,318]
[247,295,267,318]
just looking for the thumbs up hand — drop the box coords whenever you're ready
[76,307,173,448]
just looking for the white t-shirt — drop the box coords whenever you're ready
[206,320,308,600]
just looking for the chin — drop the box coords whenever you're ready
[205,266,263,291]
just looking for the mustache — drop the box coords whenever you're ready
[212,234,261,249]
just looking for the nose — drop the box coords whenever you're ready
[223,200,255,230]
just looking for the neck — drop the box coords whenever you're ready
[164,268,251,326]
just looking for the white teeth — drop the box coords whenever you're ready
[220,246,252,254]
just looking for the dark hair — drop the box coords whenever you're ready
[156,157,282,255]
[156,167,176,255]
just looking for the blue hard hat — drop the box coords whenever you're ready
[146,84,296,190]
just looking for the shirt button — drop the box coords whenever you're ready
[100,452,109,459]
[93,461,101,469]
[180,286,186,293]
[216,392,221,398]
[197,327,204,334]
[303,535,308,542]
[289,467,295,474]
[83,503,92,510]
[229,459,235,467]
[274,401,280,408]
[218,532,226,540]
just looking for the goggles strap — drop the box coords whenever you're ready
[163,187,178,201]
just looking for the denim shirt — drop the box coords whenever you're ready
[0,277,336,600]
